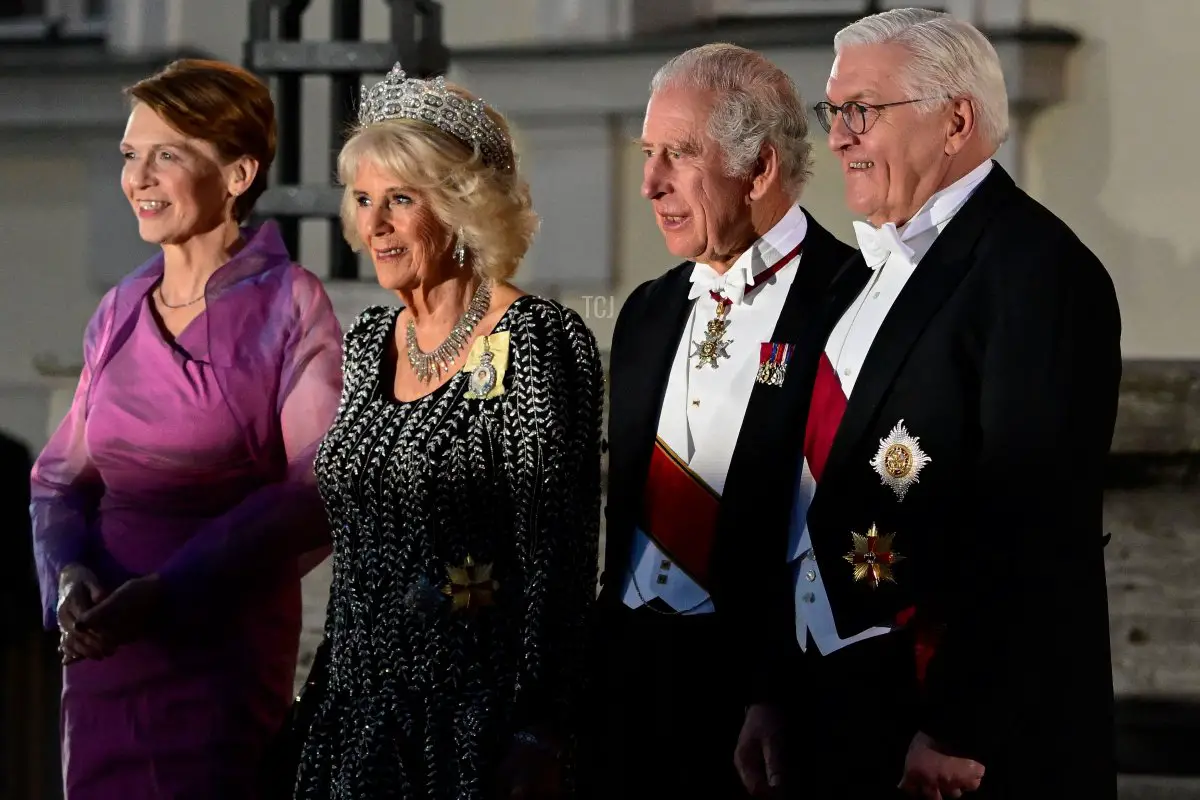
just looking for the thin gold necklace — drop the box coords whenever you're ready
[156,282,205,309]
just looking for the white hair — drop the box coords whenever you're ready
[834,8,1009,147]
[650,43,813,200]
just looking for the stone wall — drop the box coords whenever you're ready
[1107,487,1200,696]
[1107,361,1200,699]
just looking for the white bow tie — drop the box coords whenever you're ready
[853,220,916,271]
[688,263,753,305]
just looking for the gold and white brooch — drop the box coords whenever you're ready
[869,419,930,502]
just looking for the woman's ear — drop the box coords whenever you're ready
[225,155,260,199]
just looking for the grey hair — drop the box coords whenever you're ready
[650,43,813,200]
[834,8,1009,147]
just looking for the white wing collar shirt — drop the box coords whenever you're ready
[621,204,809,615]
[786,158,993,652]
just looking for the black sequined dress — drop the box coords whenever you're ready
[295,297,603,799]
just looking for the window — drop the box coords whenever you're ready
[0,0,46,18]
[706,0,1022,27]
[0,0,105,38]
[705,0,959,16]
[708,0,884,15]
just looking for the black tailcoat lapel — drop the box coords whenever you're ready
[714,214,858,589]
[710,217,866,702]
[601,265,692,597]
[603,211,857,616]
[809,164,1021,630]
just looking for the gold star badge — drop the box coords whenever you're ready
[843,524,905,589]
[441,555,499,611]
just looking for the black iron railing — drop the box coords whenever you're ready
[246,0,450,280]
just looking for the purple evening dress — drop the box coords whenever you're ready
[29,222,344,800]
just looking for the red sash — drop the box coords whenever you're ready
[641,438,719,590]
[804,352,847,484]
[805,353,940,684]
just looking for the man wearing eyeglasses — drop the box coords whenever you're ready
[734,7,1122,799]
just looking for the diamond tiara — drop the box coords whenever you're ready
[357,64,514,172]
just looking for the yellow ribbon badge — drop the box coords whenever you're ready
[462,332,510,400]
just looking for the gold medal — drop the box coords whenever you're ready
[691,298,733,369]
[441,555,499,611]
[843,524,904,589]
[689,241,804,371]
[756,342,793,386]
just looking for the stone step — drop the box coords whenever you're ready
[1120,775,1200,800]
[1112,650,1200,696]
[1117,697,1200,776]
[1111,612,1200,646]
[1109,608,1200,696]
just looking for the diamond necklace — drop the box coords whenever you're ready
[405,278,493,384]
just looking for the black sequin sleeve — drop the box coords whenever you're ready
[502,301,604,749]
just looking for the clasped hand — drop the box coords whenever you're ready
[734,704,786,797]
[898,731,985,800]
[495,728,563,799]
[734,707,984,799]
[56,564,163,665]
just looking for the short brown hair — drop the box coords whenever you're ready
[126,59,277,222]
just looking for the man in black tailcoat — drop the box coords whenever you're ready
[731,9,1122,799]
[594,42,856,800]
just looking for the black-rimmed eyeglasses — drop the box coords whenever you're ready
[813,98,943,136]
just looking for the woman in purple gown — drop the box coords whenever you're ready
[29,59,344,799]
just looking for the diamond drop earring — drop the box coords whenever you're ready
[454,229,467,269]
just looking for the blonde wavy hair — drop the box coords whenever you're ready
[337,86,538,282]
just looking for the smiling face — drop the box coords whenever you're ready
[352,159,455,293]
[120,102,247,244]
[639,85,757,267]
[825,42,956,227]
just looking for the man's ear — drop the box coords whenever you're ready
[944,97,977,157]
[748,142,782,202]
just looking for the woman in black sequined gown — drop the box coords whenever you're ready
[292,68,603,799]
